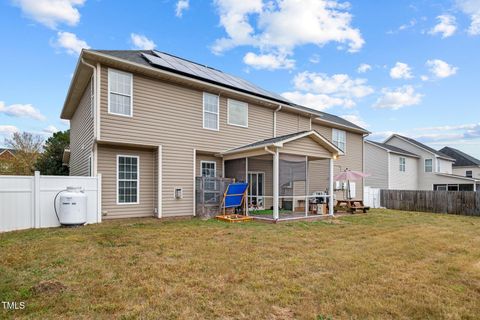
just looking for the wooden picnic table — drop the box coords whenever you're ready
[334,199,370,213]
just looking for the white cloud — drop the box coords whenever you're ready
[60,119,70,126]
[281,71,373,110]
[357,63,371,73]
[309,54,320,64]
[0,101,46,121]
[43,125,59,134]
[243,51,295,70]
[420,75,429,81]
[0,125,19,136]
[429,15,457,38]
[175,0,189,17]
[340,114,369,128]
[212,0,364,67]
[130,33,156,50]
[13,0,86,29]
[389,62,413,79]
[399,19,417,31]
[373,85,423,110]
[456,0,480,35]
[54,31,89,55]
[426,59,458,78]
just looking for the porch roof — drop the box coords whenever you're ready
[218,130,344,160]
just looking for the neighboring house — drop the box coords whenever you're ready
[0,148,16,174]
[440,147,480,183]
[365,135,479,191]
[61,49,369,220]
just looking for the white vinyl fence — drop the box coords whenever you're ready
[0,171,101,233]
[364,186,381,208]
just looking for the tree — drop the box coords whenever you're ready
[4,132,43,175]
[35,130,70,176]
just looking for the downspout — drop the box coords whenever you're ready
[273,105,282,138]
[80,58,98,175]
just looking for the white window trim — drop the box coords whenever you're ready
[399,157,406,172]
[227,98,248,128]
[332,128,347,153]
[116,155,140,205]
[90,75,95,119]
[88,154,93,177]
[202,92,220,131]
[425,159,433,173]
[466,170,473,178]
[108,68,133,117]
[200,160,216,177]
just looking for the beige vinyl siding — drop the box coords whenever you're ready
[196,154,223,178]
[97,145,155,218]
[364,143,389,189]
[308,159,330,193]
[312,124,365,199]
[438,158,454,174]
[276,110,311,136]
[70,78,94,176]
[389,154,418,190]
[453,167,480,179]
[281,136,331,159]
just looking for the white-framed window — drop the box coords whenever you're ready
[227,99,248,127]
[425,159,433,173]
[201,161,216,178]
[117,155,139,204]
[436,160,441,172]
[466,170,473,178]
[399,157,406,172]
[332,128,346,152]
[203,92,219,131]
[90,75,95,118]
[108,68,133,117]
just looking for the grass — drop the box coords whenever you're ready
[1,209,480,319]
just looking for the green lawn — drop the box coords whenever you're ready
[2,209,480,319]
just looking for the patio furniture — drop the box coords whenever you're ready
[335,199,370,213]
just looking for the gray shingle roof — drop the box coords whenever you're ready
[230,131,310,151]
[0,148,16,155]
[392,134,456,161]
[366,140,419,157]
[92,50,368,133]
[439,146,480,167]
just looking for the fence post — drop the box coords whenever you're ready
[97,174,102,223]
[33,171,40,228]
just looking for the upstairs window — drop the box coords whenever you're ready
[108,69,133,117]
[425,159,433,173]
[466,170,473,178]
[399,157,406,172]
[203,93,219,130]
[227,99,248,127]
[436,160,441,172]
[332,129,346,152]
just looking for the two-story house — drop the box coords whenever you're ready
[61,50,369,220]
[365,134,479,191]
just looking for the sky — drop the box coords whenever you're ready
[0,0,479,158]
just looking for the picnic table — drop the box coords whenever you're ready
[334,199,370,213]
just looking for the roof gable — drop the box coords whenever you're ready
[365,140,420,158]
[439,146,480,167]
[385,134,455,161]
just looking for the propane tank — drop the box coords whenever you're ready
[58,186,87,226]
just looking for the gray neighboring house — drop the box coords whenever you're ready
[440,147,480,184]
[365,135,479,191]
[61,49,369,220]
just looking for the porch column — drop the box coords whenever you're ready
[273,148,279,220]
[329,158,334,216]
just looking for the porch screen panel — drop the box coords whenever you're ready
[279,154,307,197]
[224,158,246,182]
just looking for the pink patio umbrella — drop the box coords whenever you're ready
[334,169,370,200]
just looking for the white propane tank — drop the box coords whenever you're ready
[58,186,87,226]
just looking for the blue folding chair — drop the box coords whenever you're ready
[216,182,252,222]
